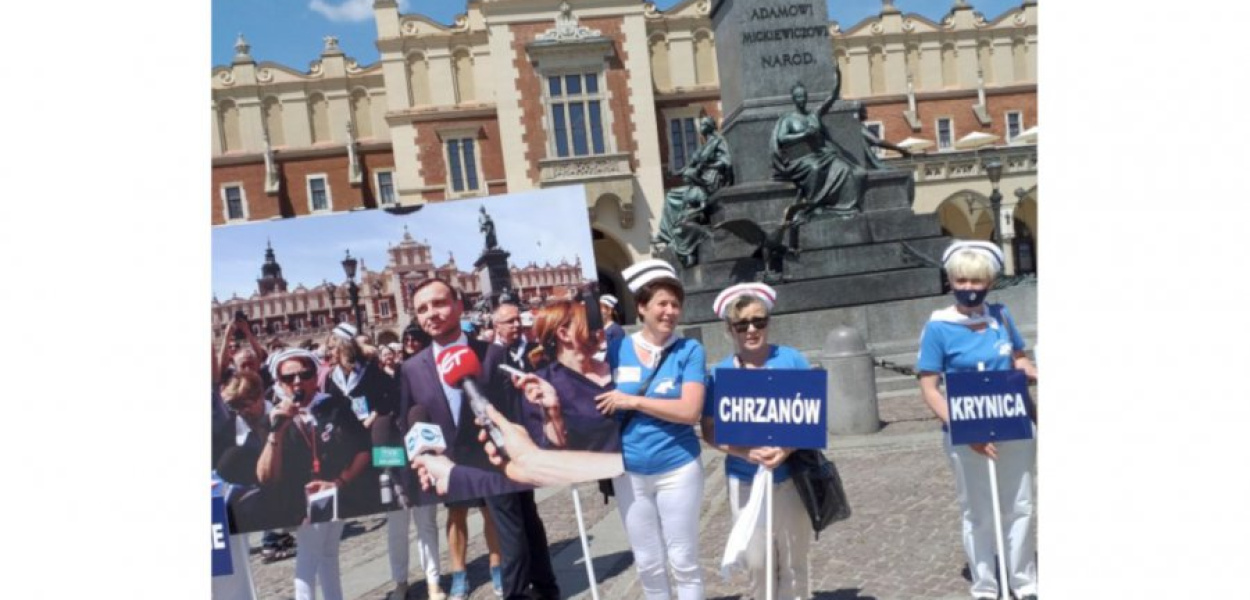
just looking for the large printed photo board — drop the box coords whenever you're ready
[211,186,624,534]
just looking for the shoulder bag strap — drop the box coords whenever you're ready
[619,342,679,430]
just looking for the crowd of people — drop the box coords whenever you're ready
[211,238,1038,600]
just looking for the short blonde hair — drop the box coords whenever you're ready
[944,249,998,281]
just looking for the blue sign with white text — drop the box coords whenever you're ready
[211,494,234,577]
[945,370,1034,445]
[711,368,827,449]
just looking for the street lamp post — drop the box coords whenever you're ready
[984,158,1004,247]
[324,281,337,327]
[342,250,362,330]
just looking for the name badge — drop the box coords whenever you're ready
[616,366,641,383]
[351,396,370,420]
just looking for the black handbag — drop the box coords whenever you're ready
[598,343,678,503]
[785,448,851,539]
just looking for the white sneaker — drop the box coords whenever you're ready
[427,581,448,600]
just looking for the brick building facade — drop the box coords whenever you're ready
[212,0,1040,313]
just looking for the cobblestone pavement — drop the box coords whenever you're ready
[240,388,1038,599]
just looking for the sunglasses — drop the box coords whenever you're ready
[730,317,769,333]
[278,369,317,385]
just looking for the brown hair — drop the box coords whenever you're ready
[527,299,595,367]
[726,294,769,323]
[411,277,460,302]
[634,279,684,322]
[221,370,264,408]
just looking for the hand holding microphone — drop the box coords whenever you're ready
[270,389,303,431]
[437,346,508,459]
[406,405,452,495]
[502,364,568,448]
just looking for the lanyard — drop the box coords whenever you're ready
[291,416,321,478]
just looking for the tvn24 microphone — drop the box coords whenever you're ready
[436,346,508,458]
[404,406,447,461]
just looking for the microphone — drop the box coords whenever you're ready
[404,406,447,460]
[437,346,508,458]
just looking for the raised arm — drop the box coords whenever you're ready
[818,67,842,116]
[216,323,236,383]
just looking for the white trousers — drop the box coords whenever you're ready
[211,533,257,600]
[386,504,442,584]
[727,477,812,600]
[294,521,345,600]
[944,435,1038,598]
[614,459,705,600]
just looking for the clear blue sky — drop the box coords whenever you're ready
[212,186,597,300]
[212,0,1026,70]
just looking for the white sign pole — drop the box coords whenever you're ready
[571,488,600,600]
[765,468,774,600]
[987,456,1010,600]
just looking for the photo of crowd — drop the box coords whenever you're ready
[211,189,623,537]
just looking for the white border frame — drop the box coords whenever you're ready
[864,120,885,157]
[437,125,487,199]
[538,67,616,160]
[662,107,703,174]
[372,168,397,205]
[936,116,955,151]
[1005,110,1023,142]
[305,173,333,213]
[219,182,249,222]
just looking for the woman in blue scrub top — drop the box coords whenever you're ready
[597,259,707,600]
[700,282,813,600]
[916,240,1038,600]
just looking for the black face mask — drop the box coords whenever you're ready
[953,289,988,308]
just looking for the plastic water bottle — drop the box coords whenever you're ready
[380,471,393,506]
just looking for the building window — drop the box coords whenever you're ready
[1006,111,1023,141]
[375,171,396,205]
[307,175,331,212]
[864,121,884,157]
[446,138,480,194]
[221,184,247,222]
[668,116,699,173]
[548,73,606,158]
[380,299,391,317]
[936,117,954,151]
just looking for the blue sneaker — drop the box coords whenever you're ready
[448,571,468,600]
[490,565,503,598]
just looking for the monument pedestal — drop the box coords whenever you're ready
[474,248,512,307]
[679,168,945,317]
[668,0,949,315]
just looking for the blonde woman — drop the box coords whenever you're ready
[700,283,812,600]
[916,240,1038,600]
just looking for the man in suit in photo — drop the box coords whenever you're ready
[492,301,535,374]
[401,278,559,600]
